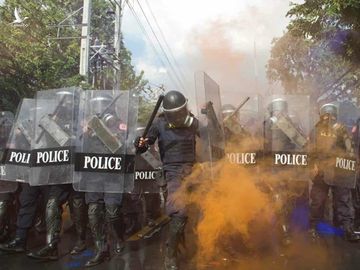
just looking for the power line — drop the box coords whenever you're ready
[143,0,187,84]
[133,0,186,90]
[125,0,183,90]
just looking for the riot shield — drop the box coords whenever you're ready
[314,102,357,188]
[338,101,359,132]
[128,126,163,194]
[223,95,263,168]
[73,90,137,193]
[123,90,140,193]
[30,88,81,186]
[0,111,18,193]
[3,100,38,185]
[195,71,225,174]
[263,95,310,182]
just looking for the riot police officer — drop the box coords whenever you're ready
[0,105,46,253]
[310,103,360,242]
[264,98,309,246]
[350,118,360,231]
[26,90,87,260]
[80,93,127,267]
[135,90,199,270]
[0,111,16,243]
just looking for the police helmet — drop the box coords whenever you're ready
[89,93,113,116]
[163,91,187,111]
[222,104,236,119]
[268,98,288,115]
[319,103,338,119]
[162,91,191,127]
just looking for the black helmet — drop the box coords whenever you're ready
[268,98,288,115]
[162,91,191,127]
[163,91,187,111]
[319,103,338,119]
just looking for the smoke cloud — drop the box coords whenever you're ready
[172,138,337,269]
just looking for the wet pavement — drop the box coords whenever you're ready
[1,225,360,270]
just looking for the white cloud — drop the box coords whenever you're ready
[122,0,304,102]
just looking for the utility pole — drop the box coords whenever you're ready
[79,0,92,79]
[113,0,122,90]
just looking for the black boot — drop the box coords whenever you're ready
[27,198,61,260]
[164,216,187,270]
[343,225,360,242]
[0,201,10,243]
[0,237,26,253]
[106,204,125,254]
[85,203,109,268]
[69,197,87,255]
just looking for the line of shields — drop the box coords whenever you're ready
[0,78,359,239]
[0,88,139,194]
[1,85,358,194]
[194,72,358,189]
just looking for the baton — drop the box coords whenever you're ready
[223,96,250,123]
[99,94,122,119]
[142,95,164,138]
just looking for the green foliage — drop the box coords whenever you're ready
[0,0,83,111]
[0,0,148,112]
[267,0,360,103]
[287,0,360,63]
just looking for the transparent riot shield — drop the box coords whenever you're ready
[127,125,163,194]
[263,95,310,182]
[314,102,358,188]
[0,111,18,193]
[223,95,263,168]
[195,71,225,175]
[73,90,137,193]
[30,88,81,186]
[338,101,359,132]
[3,99,41,187]
[123,90,141,193]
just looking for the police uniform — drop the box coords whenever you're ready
[27,91,87,260]
[136,91,198,270]
[264,98,309,245]
[80,94,127,268]
[310,103,360,241]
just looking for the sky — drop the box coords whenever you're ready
[121,0,304,106]
[0,0,304,107]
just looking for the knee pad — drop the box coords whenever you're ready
[105,204,122,222]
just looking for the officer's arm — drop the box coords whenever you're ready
[145,121,159,145]
[134,121,159,153]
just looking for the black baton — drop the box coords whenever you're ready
[142,95,164,138]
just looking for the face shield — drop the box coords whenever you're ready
[163,101,192,128]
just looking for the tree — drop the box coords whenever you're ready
[267,0,360,103]
[267,31,360,102]
[287,0,360,64]
[0,0,148,111]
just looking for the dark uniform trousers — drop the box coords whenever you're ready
[16,183,48,239]
[310,174,353,228]
[164,163,193,217]
[85,192,122,205]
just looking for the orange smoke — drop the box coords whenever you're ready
[172,137,336,269]
[174,156,274,266]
